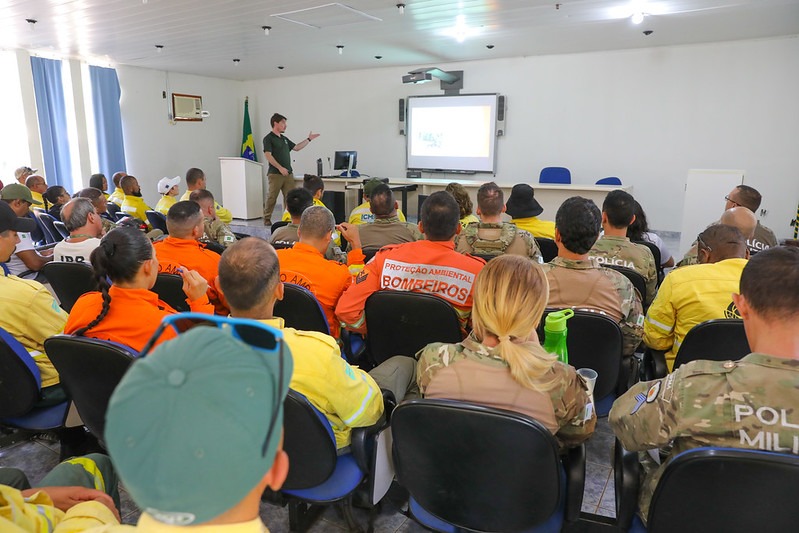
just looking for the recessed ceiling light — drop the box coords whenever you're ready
[155,44,164,53]
[233,58,240,65]
[262,26,271,36]
[337,45,344,55]
[440,14,480,43]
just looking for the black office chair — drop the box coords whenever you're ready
[616,445,799,532]
[633,240,664,285]
[361,246,381,263]
[539,308,624,416]
[535,237,558,263]
[274,283,330,335]
[52,220,70,240]
[271,220,290,234]
[279,390,392,532]
[272,240,296,250]
[42,262,96,312]
[145,210,168,234]
[603,264,649,309]
[393,399,585,532]
[44,335,136,446]
[642,319,751,380]
[364,291,462,364]
[104,202,120,218]
[150,273,190,312]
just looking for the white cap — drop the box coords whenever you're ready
[158,176,181,194]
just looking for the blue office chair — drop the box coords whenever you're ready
[52,220,70,240]
[539,167,572,184]
[596,177,622,185]
[33,211,65,242]
[145,210,168,234]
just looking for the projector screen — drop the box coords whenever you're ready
[406,94,498,173]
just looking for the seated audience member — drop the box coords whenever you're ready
[506,183,557,240]
[782,239,799,248]
[455,181,542,261]
[119,175,153,225]
[349,178,407,224]
[644,224,749,371]
[271,187,347,263]
[677,205,756,267]
[418,255,596,450]
[76,187,115,234]
[102,325,290,529]
[42,185,70,220]
[190,188,237,248]
[355,183,422,251]
[219,237,415,449]
[155,175,181,215]
[25,174,47,205]
[0,183,53,277]
[89,172,109,197]
[610,246,799,525]
[446,182,479,228]
[281,174,326,222]
[53,198,103,262]
[276,206,365,338]
[154,201,227,314]
[540,196,644,357]
[0,454,121,530]
[725,184,778,253]
[180,167,232,223]
[107,171,127,206]
[588,190,658,304]
[0,201,65,389]
[337,191,485,335]
[15,166,36,185]
[627,200,674,268]
[65,227,213,351]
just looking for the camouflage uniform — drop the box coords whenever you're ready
[354,216,422,251]
[270,223,347,263]
[609,353,799,523]
[676,243,699,268]
[751,221,777,254]
[202,217,237,248]
[589,235,657,304]
[417,334,596,450]
[455,222,542,262]
[540,257,644,357]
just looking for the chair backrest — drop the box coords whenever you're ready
[145,210,168,234]
[539,308,622,401]
[270,220,290,234]
[44,335,136,441]
[150,273,190,312]
[539,167,571,184]
[596,177,622,185]
[42,262,97,312]
[105,202,120,217]
[31,210,56,244]
[647,447,799,533]
[673,319,750,370]
[36,211,64,242]
[602,264,648,308]
[52,220,70,239]
[362,246,380,263]
[274,283,330,335]
[282,390,339,490]
[365,291,462,364]
[392,399,563,532]
[0,328,42,418]
[633,239,663,274]
[535,237,558,262]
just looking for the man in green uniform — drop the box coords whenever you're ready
[610,246,799,524]
[262,112,319,224]
[190,188,237,248]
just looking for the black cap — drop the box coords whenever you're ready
[0,201,36,233]
[505,184,544,218]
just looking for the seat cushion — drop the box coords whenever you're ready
[282,452,364,503]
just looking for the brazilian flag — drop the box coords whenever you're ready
[241,97,256,161]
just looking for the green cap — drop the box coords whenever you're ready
[105,327,293,525]
[0,183,43,205]
[363,178,384,197]
[544,308,574,332]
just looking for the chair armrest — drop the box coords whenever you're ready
[641,348,668,381]
[563,443,586,522]
[350,390,395,472]
[614,438,640,530]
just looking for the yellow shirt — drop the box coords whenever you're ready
[155,194,176,216]
[120,195,152,226]
[0,484,119,532]
[85,515,269,532]
[181,190,232,223]
[459,213,480,229]
[644,258,748,370]
[511,216,556,240]
[348,201,407,225]
[30,191,44,205]
[260,317,383,448]
[107,187,124,206]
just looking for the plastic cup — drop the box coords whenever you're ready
[576,368,598,398]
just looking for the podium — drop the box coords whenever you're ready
[219,157,263,220]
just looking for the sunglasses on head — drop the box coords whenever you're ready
[696,233,712,253]
[141,313,287,457]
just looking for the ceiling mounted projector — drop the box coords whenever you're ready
[402,71,434,84]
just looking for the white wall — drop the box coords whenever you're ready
[117,66,244,207]
[243,36,799,237]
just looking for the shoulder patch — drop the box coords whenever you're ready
[355,270,369,284]
[646,381,661,403]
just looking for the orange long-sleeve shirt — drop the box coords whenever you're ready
[276,242,365,338]
[64,286,214,352]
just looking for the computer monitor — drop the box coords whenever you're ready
[333,151,358,177]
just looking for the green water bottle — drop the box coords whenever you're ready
[543,309,574,364]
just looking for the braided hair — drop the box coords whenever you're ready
[43,185,66,212]
[74,227,153,336]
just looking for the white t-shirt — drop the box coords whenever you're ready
[5,232,35,276]
[644,231,673,266]
[53,238,102,264]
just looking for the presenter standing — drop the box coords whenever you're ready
[263,112,320,224]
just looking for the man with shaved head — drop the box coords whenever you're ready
[719,206,757,243]
[644,224,749,371]
[25,175,47,205]
[107,171,127,206]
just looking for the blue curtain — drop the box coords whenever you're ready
[89,66,127,180]
[30,56,72,188]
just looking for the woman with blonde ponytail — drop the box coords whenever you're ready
[416,254,596,449]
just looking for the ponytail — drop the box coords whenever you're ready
[495,336,558,392]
